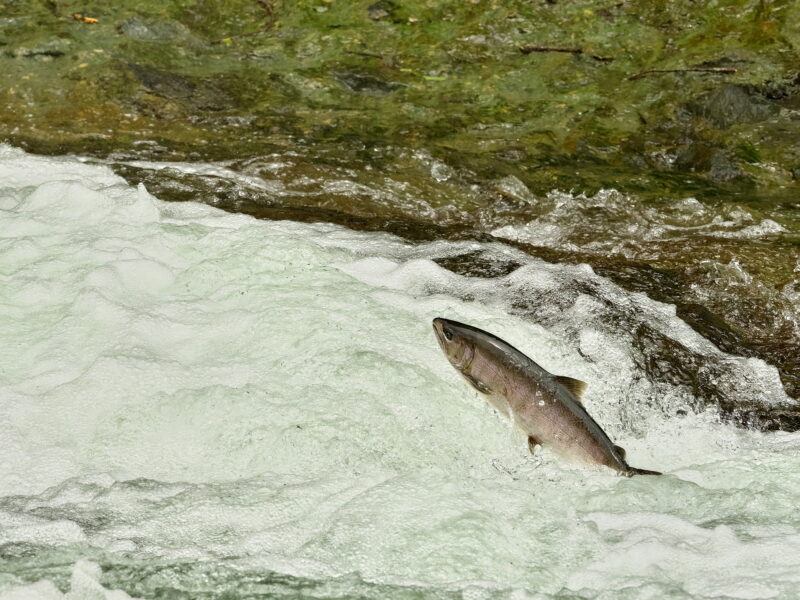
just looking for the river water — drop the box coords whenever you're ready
[1,146,800,599]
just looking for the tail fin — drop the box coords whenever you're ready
[624,467,662,477]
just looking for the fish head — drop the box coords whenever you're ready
[432,318,475,372]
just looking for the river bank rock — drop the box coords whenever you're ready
[0,0,796,196]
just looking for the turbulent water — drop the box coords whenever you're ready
[110,149,800,407]
[2,146,800,599]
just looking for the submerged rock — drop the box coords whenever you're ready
[367,0,400,22]
[7,38,70,59]
[129,64,231,111]
[708,151,744,182]
[689,84,780,129]
[117,16,196,43]
[335,71,404,96]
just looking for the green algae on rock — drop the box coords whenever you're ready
[2,0,799,189]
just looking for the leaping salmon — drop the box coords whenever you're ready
[432,318,661,477]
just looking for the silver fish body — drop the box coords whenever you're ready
[432,318,660,477]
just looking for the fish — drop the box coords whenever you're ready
[432,317,661,477]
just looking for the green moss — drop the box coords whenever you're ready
[1,0,799,200]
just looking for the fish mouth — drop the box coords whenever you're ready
[432,317,458,349]
[432,318,446,345]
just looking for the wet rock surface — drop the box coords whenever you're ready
[1,0,798,191]
[689,84,781,129]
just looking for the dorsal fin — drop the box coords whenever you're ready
[614,444,626,460]
[554,375,588,401]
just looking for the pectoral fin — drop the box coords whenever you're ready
[555,375,588,402]
[463,374,491,394]
[528,436,541,454]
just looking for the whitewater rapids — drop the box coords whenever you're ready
[1,146,799,600]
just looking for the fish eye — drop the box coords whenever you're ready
[443,327,453,341]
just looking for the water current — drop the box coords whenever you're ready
[1,146,799,599]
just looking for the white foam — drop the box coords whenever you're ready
[0,562,139,600]
[1,145,799,599]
